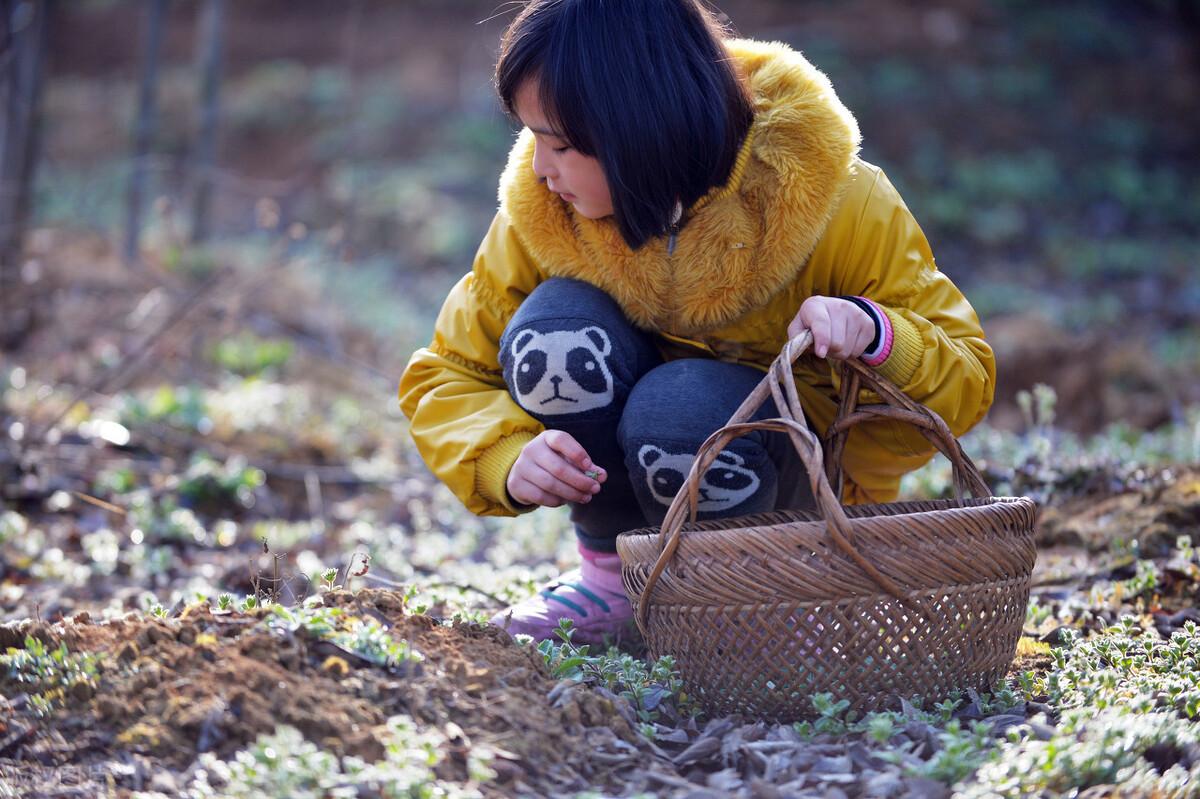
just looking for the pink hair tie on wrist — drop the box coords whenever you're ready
[856,296,893,367]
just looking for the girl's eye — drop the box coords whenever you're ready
[553,145,570,154]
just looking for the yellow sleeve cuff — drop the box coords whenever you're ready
[475,431,540,514]
[874,307,924,387]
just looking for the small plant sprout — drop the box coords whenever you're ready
[267,605,425,671]
[934,696,963,722]
[150,603,168,619]
[217,593,234,611]
[529,618,698,725]
[810,692,855,735]
[2,636,100,717]
[190,715,495,797]
[240,595,259,612]
[320,567,338,590]
[865,713,897,744]
[553,617,577,646]
[1025,596,1053,629]
[1017,670,1041,697]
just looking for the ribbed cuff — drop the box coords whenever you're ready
[842,296,890,365]
[873,307,924,387]
[475,431,539,514]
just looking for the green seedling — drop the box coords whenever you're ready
[2,636,100,717]
[190,714,495,797]
[864,713,897,744]
[268,605,424,669]
[528,619,697,724]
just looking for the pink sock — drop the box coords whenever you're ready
[578,542,625,595]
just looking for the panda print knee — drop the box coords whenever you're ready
[637,445,761,511]
[507,326,615,416]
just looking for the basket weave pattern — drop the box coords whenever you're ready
[616,333,1038,721]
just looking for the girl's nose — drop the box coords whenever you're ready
[531,143,557,181]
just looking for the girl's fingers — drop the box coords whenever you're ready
[543,430,604,479]
[527,462,595,504]
[807,303,832,357]
[531,450,600,497]
[786,313,805,340]
[509,477,563,508]
[829,312,850,359]
[855,322,875,358]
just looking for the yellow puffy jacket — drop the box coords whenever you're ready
[398,38,995,516]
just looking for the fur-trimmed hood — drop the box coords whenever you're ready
[498,38,862,336]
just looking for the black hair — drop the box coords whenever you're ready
[495,0,754,250]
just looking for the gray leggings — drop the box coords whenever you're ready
[500,277,813,552]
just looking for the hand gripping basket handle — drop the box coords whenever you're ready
[635,332,992,635]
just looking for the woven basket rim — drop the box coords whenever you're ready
[616,495,1037,543]
[649,572,1033,612]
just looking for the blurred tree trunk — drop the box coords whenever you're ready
[123,0,168,265]
[0,0,50,350]
[336,0,363,260]
[189,0,223,244]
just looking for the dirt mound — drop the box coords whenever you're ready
[0,589,652,797]
[1038,468,1200,554]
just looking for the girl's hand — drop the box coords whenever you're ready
[507,430,606,508]
[787,296,876,359]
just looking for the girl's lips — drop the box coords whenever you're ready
[558,192,577,202]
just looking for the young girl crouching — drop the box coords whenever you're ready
[398,0,995,647]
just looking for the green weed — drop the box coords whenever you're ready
[191,716,495,799]
[211,333,294,377]
[268,603,424,670]
[2,636,100,717]
[523,618,700,726]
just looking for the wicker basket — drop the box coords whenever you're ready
[615,332,1037,721]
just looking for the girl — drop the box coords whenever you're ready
[398,0,994,646]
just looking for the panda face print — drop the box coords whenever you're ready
[637,445,760,511]
[509,326,615,415]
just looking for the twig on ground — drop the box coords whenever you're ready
[71,491,127,516]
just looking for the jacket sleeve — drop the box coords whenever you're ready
[397,210,546,516]
[826,162,996,500]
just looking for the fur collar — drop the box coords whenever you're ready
[498,38,862,336]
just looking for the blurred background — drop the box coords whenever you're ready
[1,0,1198,621]
[5,0,1198,429]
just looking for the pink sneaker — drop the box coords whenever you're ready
[490,543,636,647]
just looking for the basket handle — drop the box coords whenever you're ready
[635,332,911,635]
[822,358,992,502]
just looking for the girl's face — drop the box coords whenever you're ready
[514,80,614,220]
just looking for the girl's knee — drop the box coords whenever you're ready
[617,358,778,520]
[499,277,659,421]
[619,359,769,435]
[632,442,773,517]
